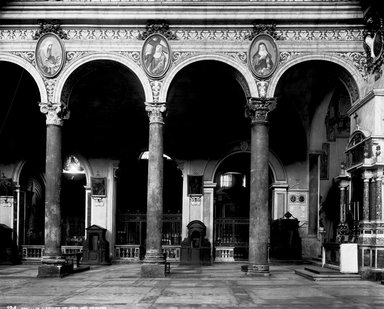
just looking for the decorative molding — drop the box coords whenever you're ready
[145,102,166,124]
[150,80,163,103]
[0,28,364,42]
[119,51,141,66]
[245,97,277,123]
[245,24,279,41]
[66,51,88,64]
[279,51,305,64]
[33,20,68,40]
[138,21,177,40]
[223,52,247,65]
[12,51,36,66]
[39,101,70,126]
[44,78,57,103]
[334,52,368,81]
[172,51,197,64]
[256,81,269,98]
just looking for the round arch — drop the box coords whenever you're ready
[12,160,46,186]
[53,53,153,103]
[207,150,287,184]
[159,54,259,102]
[0,53,47,103]
[267,54,364,102]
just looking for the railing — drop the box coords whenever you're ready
[214,217,249,246]
[163,245,180,262]
[61,245,83,254]
[114,245,141,261]
[215,246,235,262]
[322,242,340,268]
[21,245,45,260]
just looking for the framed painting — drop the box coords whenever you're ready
[0,177,13,196]
[141,33,171,79]
[91,177,107,197]
[188,175,203,195]
[248,33,279,79]
[35,33,65,78]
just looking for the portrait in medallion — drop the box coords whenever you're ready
[141,33,171,79]
[248,33,278,79]
[35,33,65,78]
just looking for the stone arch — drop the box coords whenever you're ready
[0,53,47,103]
[160,54,258,102]
[206,149,287,184]
[53,53,153,104]
[268,54,363,103]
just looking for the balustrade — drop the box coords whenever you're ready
[215,247,235,262]
[114,245,141,261]
[22,245,45,260]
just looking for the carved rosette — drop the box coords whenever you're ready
[39,102,70,126]
[245,97,276,123]
[145,102,166,124]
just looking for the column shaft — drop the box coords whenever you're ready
[44,124,62,257]
[249,121,269,270]
[308,153,320,236]
[363,178,370,220]
[145,121,164,260]
[376,177,382,220]
[369,179,376,221]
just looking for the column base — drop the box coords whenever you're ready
[141,263,166,278]
[37,257,73,278]
[247,264,270,277]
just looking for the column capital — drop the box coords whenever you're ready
[145,102,166,124]
[245,97,276,123]
[39,102,70,126]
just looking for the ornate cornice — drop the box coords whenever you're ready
[0,28,364,42]
[145,102,166,124]
[245,97,276,123]
[39,101,70,126]
[33,20,68,40]
[137,21,177,40]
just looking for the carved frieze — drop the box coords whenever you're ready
[223,52,247,65]
[172,51,197,65]
[12,51,36,66]
[150,80,163,103]
[0,28,364,42]
[119,51,141,66]
[334,52,368,81]
[66,51,88,64]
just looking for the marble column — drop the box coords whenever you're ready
[369,178,376,221]
[362,172,370,221]
[336,178,350,242]
[376,173,382,220]
[141,102,166,278]
[245,97,276,276]
[37,102,69,278]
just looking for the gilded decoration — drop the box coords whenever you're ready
[145,102,166,124]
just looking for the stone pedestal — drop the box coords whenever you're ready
[37,258,72,278]
[340,243,358,273]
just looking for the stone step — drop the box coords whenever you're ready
[304,265,339,274]
[295,268,361,281]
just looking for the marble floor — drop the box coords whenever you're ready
[0,263,383,309]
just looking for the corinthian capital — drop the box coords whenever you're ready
[39,102,70,126]
[245,97,276,123]
[145,102,166,124]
